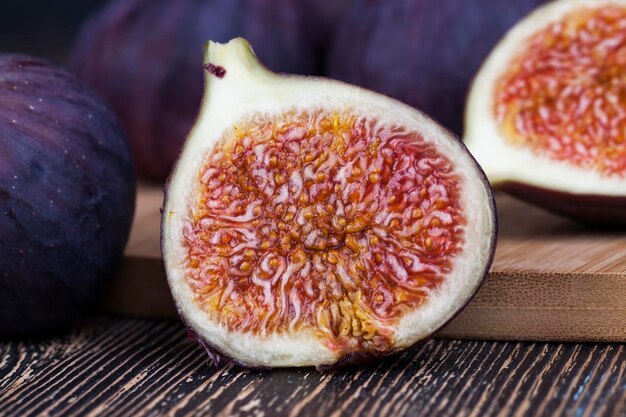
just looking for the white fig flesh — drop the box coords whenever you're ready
[162,38,496,368]
[466,0,626,201]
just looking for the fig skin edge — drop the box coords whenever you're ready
[161,39,497,370]
[464,0,626,226]
[500,182,626,227]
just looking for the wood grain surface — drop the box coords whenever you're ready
[0,317,624,417]
[101,185,626,342]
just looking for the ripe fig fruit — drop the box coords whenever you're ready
[70,0,329,181]
[465,0,626,225]
[327,0,547,135]
[161,38,497,368]
[0,55,135,338]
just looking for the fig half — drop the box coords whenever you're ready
[162,39,496,368]
[466,0,626,224]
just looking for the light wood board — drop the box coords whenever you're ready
[99,185,626,342]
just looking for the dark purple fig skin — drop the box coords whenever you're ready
[298,0,354,61]
[70,0,326,181]
[327,0,548,135]
[502,182,626,227]
[0,55,135,339]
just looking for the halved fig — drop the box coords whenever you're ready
[466,0,626,224]
[162,38,496,368]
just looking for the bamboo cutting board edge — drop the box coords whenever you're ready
[102,257,626,342]
[99,185,626,342]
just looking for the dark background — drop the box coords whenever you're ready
[0,1,107,63]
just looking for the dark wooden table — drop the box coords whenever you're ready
[1,317,624,417]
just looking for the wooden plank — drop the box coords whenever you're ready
[0,318,623,417]
[100,185,626,341]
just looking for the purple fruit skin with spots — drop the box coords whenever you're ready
[70,0,345,181]
[326,0,548,135]
[0,55,135,339]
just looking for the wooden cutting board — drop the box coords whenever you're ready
[100,184,626,342]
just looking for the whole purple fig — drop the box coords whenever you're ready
[70,0,331,181]
[327,0,547,135]
[0,55,135,338]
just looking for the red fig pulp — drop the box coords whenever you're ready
[162,39,496,368]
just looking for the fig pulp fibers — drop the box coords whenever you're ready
[495,6,626,176]
[183,110,465,355]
